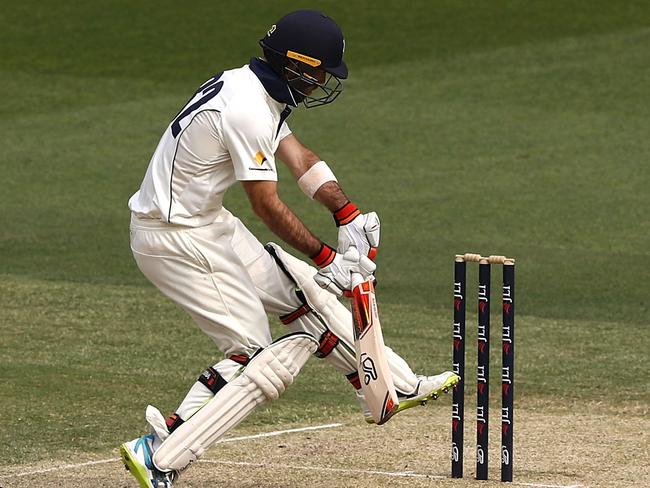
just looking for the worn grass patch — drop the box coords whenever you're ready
[2,402,648,487]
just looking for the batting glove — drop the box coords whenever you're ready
[334,202,380,260]
[313,246,376,296]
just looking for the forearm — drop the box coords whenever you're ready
[277,134,349,210]
[275,134,365,236]
[253,195,322,257]
[313,181,349,212]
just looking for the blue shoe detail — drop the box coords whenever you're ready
[134,434,155,470]
[121,434,178,488]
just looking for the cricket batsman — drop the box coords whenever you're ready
[120,10,458,488]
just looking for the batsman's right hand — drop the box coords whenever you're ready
[314,247,376,296]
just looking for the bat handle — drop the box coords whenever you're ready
[350,272,365,290]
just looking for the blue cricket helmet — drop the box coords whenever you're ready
[260,10,347,107]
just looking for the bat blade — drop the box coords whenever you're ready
[351,279,399,424]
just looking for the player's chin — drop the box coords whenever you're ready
[290,80,317,96]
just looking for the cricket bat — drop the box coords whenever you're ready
[350,274,399,425]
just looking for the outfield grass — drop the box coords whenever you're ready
[1,0,649,468]
[2,275,648,466]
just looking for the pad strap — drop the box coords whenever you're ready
[280,306,341,359]
[346,371,362,390]
[280,304,313,325]
[315,330,340,358]
[198,366,228,394]
[229,354,250,366]
[165,414,184,434]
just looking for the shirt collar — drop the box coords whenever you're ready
[249,57,297,107]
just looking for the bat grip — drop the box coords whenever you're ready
[351,272,365,289]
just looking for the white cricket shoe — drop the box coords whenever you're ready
[120,424,178,488]
[402,371,460,405]
[360,371,460,424]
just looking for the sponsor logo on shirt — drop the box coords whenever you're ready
[250,151,274,172]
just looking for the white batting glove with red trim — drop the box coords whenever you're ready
[334,202,380,259]
[313,247,376,296]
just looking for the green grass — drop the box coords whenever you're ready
[1,0,649,466]
[2,275,648,465]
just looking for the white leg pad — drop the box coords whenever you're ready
[152,333,317,472]
[266,243,420,395]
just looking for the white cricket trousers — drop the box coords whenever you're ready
[129,209,299,357]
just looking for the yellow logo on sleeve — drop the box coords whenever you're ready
[249,151,274,172]
[255,151,268,165]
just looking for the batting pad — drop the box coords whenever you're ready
[153,333,317,471]
[267,243,420,396]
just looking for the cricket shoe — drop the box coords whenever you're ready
[361,371,460,424]
[120,432,178,488]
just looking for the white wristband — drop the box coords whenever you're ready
[297,160,338,199]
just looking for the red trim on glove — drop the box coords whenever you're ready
[367,247,378,261]
[311,243,336,268]
[333,201,361,227]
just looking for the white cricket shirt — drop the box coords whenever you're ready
[128,60,293,227]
